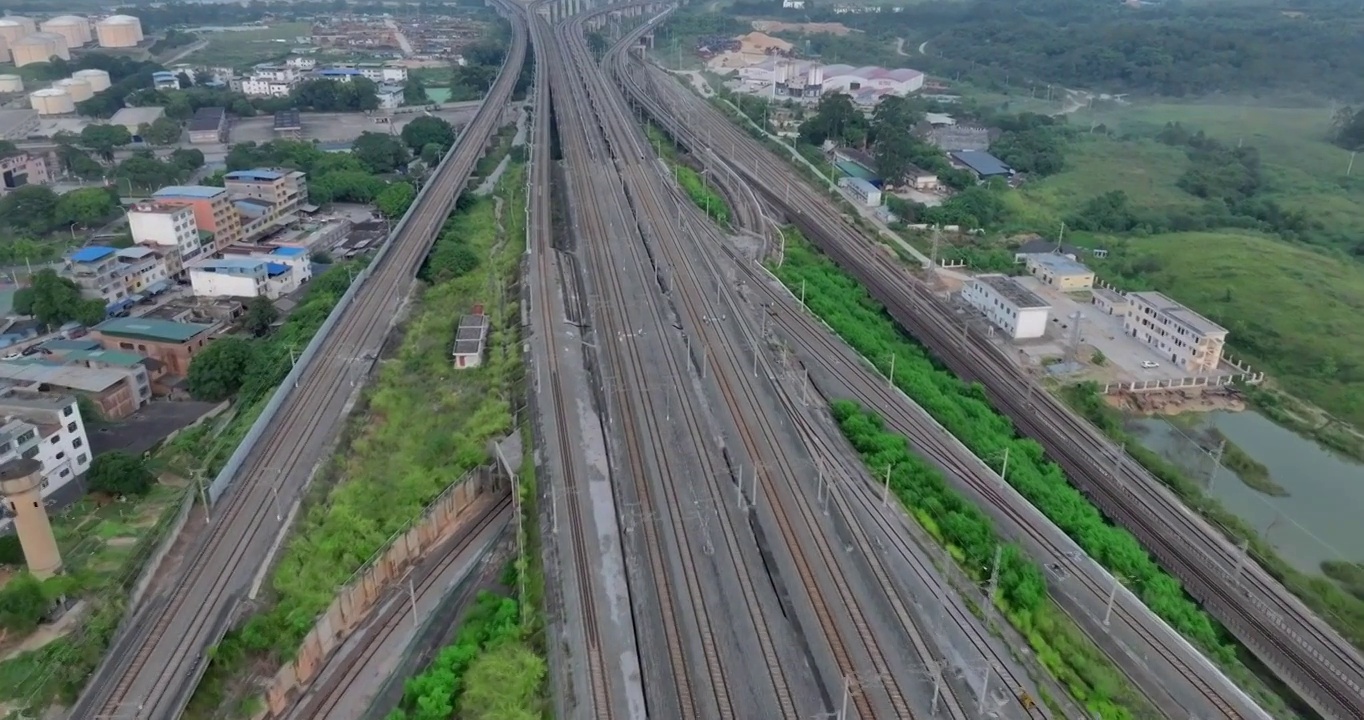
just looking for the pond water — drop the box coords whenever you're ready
[1129,410,1364,575]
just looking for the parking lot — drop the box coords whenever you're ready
[228,105,486,144]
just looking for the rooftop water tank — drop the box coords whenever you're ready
[0,74,25,93]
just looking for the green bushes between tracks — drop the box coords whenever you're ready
[834,402,1150,719]
[772,230,1302,714]
[673,163,731,226]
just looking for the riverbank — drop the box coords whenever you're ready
[1063,383,1364,653]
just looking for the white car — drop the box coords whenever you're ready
[1140,360,1160,369]
[2,352,21,361]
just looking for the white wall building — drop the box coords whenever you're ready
[962,274,1050,340]
[822,64,925,95]
[114,247,170,296]
[128,201,204,268]
[377,84,403,110]
[242,76,296,97]
[286,56,316,70]
[838,176,881,207]
[1123,291,1229,372]
[0,391,90,506]
[189,257,299,300]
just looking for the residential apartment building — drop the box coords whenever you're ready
[220,244,313,288]
[224,169,308,219]
[961,274,1050,340]
[377,84,403,110]
[153,185,243,252]
[0,153,49,196]
[128,201,204,273]
[241,77,296,97]
[89,317,216,376]
[1123,291,1229,373]
[0,389,91,502]
[189,257,298,299]
[114,247,171,297]
[61,246,127,310]
[0,351,149,420]
[313,64,407,84]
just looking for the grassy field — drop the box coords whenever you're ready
[184,22,310,69]
[992,98,1364,428]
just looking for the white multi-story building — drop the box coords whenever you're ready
[377,84,403,110]
[0,390,90,504]
[961,274,1050,340]
[241,77,296,97]
[1123,291,1229,372]
[189,257,300,300]
[128,201,204,268]
[286,56,316,70]
[314,65,407,84]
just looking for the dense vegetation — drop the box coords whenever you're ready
[834,402,1155,718]
[226,136,424,204]
[770,232,1300,712]
[799,0,1364,98]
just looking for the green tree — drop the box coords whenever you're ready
[79,124,133,161]
[401,116,455,154]
[0,185,59,235]
[55,187,118,227]
[403,76,428,105]
[87,451,156,497]
[0,572,49,633]
[243,296,280,336]
[352,132,411,174]
[420,142,445,166]
[376,182,416,219]
[0,534,23,565]
[21,270,106,328]
[139,116,183,145]
[187,336,257,401]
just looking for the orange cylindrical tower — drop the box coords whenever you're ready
[0,458,62,579]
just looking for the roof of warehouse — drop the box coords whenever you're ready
[188,106,225,132]
[110,106,166,127]
[0,361,127,392]
[70,246,115,262]
[270,246,306,257]
[1128,291,1228,337]
[1024,253,1092,276]
[155,185,224,199]
[95,317,212,343]
[950,150,1012,177]
[973,274,1049,310]
[64,348,147,367]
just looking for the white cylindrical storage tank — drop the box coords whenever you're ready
[72,68,110,92]
[30,88,74,115]
[0,74,24,93]
[0,37,9,65]
[11,33,69,66]
[40,16,89,48]
[0,17,36,45]
[96,15,142,48]
[54,78,92,103]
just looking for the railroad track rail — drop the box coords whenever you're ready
[287,492,513,720]
[613,38,1364,717]
[70,10,529,719]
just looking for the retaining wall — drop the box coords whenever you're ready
[259,466,497,717]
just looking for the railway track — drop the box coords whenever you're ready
[286,492,513,720]
[615,41,1364,717]
[70,9,529,719]
[574,10,1029,719]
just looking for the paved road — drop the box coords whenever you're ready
[64,17,529,720]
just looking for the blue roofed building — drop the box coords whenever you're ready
[188,254,304,300]
[949,150,1012,180]
[61,246,132,312]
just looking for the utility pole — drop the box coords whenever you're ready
[408,577,418,628]
[1104,575,1120,626]
[886,353,895,389]
[1208,439,1227,492]
[977,662,993,716]
[997,447,1009,486]
[984,545,1003,629]
[882,464,893,507]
